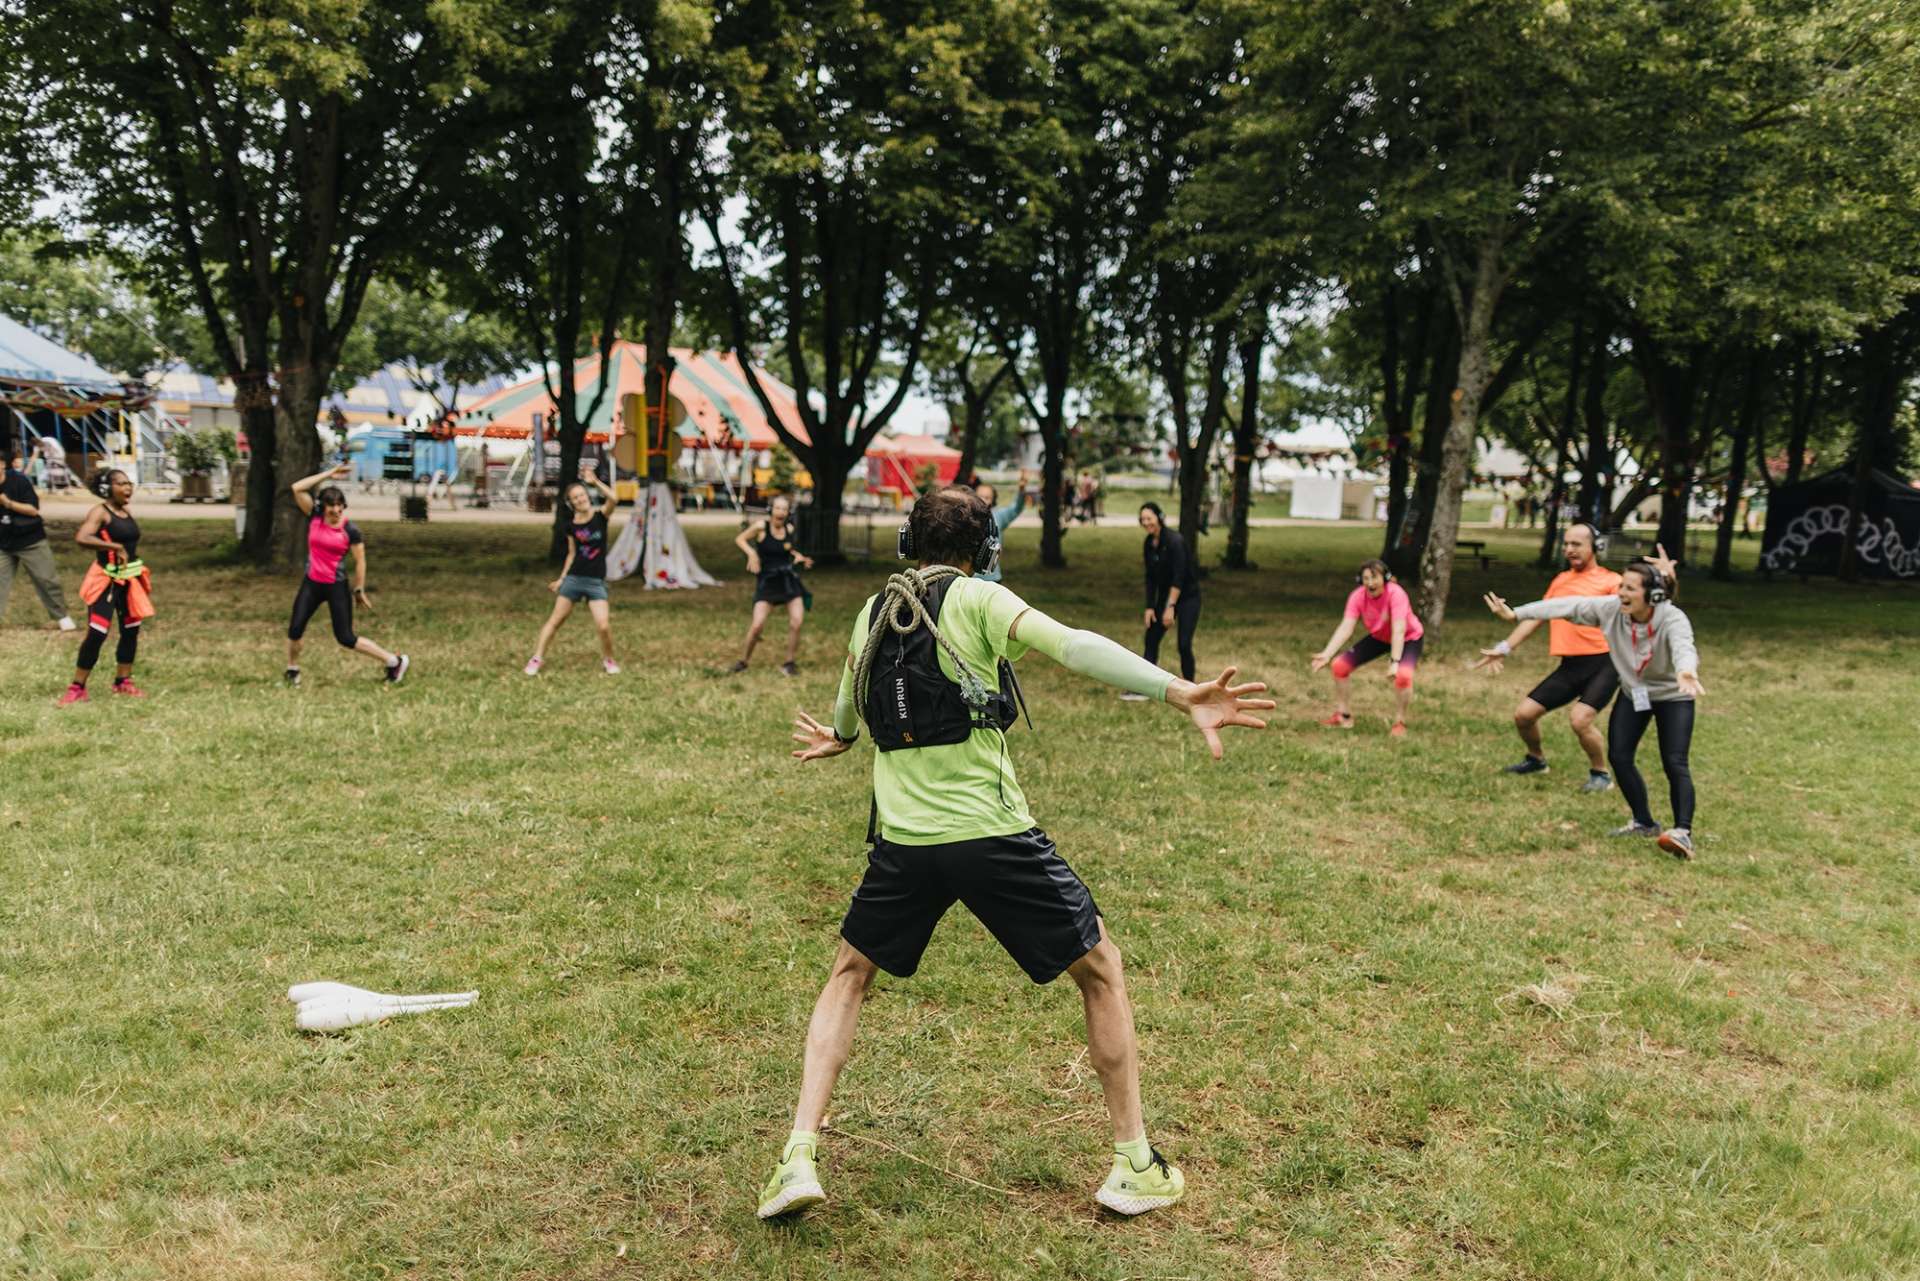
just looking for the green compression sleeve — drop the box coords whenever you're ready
[832,657,861,740]
[1014,608,1176,702]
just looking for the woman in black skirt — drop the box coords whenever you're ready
[730,493,814,676]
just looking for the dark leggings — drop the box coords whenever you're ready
[1608,698,1696,828]
[1144,595,1202,681]
[77,583,140,671]
[288,577,358,648]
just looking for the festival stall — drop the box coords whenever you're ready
[864,432,963,502]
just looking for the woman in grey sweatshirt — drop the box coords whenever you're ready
[1485,559,1706,859]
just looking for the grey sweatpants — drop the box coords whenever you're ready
[0,539,69,622]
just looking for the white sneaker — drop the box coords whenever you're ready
[57,616,77,632]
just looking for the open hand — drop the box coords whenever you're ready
[1166,666,1276,760]
[791,711,853,762]
[1467,648,1505,674]
[330,463,352,479]
[1649,543,1679,585]
[1677,670,1706,698]
[1483,592,1516,621]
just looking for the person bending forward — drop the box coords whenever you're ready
[1485,557,1704,859]
[1310,559,1422,737]
[760,485,1272,1221]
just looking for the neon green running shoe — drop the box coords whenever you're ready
[1094,1146,1185,1216]
[756,1136,826,1220]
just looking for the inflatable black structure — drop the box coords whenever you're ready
[1760,467,1920,580]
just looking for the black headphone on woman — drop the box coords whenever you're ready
[1355,558,1394,586]
[897,497,1001,576]
[1625,558,1671,604]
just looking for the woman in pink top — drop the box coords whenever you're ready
[1308,559,1423,737]
[285,464,409,686]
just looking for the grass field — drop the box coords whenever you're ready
[3,517,1917,1281]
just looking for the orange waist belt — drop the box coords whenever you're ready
[80,562,155,622]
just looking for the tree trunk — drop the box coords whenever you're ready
[1225,332,1263,570]
[271,368,327,572]
[1631,330,1706,555]
[1396,322,1459,578]
[236,370,279,565]
[1038,406,1066,568]
[1838,317,1914,581]
[1578,322,1609,522]
[1711,350,1765,580]
[1414,229,1506,632]
[1785,347,1823,488]
[1538,315,1584,567]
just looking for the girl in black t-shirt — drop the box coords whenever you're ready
[729,493,814,676]
[524,464,621,676]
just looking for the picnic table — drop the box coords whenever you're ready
[1455,539,1497,570]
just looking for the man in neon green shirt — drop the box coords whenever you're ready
[759,486,1273,1221]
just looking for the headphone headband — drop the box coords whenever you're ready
[897,491,1000,576]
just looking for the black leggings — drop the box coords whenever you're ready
[1608,698,1696,828]
[77,583,140,671]
[288,577,358,648]
[1144,595,1202,681]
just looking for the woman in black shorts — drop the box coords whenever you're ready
[525,463,620,676]
[730,493,814,676]
[60,469,150,704]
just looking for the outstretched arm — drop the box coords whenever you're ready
[1010,607,1272,759]
[1310,617,1358,671]
[793,656,862,762]
[1468,617,1543,672]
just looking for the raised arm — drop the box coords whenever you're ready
[1497,594,1613,627]
[1010,607,1271,759]
[291,463,350,516]
[589,470,617,517]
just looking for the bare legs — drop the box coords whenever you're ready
[1066,921,1145,1143]
[588,598,614,661]
[791,941,878,1134]
[739,600,773,666]
[783,596,805,665]
[789,920,1146,1146]
[530,595,575,662]
[1514,696,1607,770]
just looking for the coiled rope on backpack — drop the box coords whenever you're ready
[853,565,993,727]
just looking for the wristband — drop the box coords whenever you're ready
[1493,641,1511,657]
[831,727,859,745]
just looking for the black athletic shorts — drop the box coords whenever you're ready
[1527,652,1619,712]
[840,827,1102,985]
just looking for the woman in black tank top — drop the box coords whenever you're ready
[62,469,149,703]
[729,493,814,676]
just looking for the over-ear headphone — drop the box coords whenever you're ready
[1354,558,1394,586]
[1626,558,1670,604]
[897,498,1001,576]
[1568,520,1609,557]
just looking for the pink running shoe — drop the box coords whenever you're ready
[1319,711,1353,729]
[523,656,543,676]
[603,659,621,675]
[57,683,89,706]
[1388,720,1408,739]
[111,678,146,697]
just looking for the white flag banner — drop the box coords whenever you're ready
[608,481,719,589]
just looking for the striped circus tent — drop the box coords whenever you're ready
[452,342,810,449]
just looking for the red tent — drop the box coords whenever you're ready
[865,433,963,497]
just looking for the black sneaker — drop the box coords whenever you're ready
[284,667,301,687]
[385,654,410,684]
[727,660,749,675]
[780,662,799,677]
[1580,772,1614,793]
[1609,821,1660,838]
[1503,756,1550,775]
